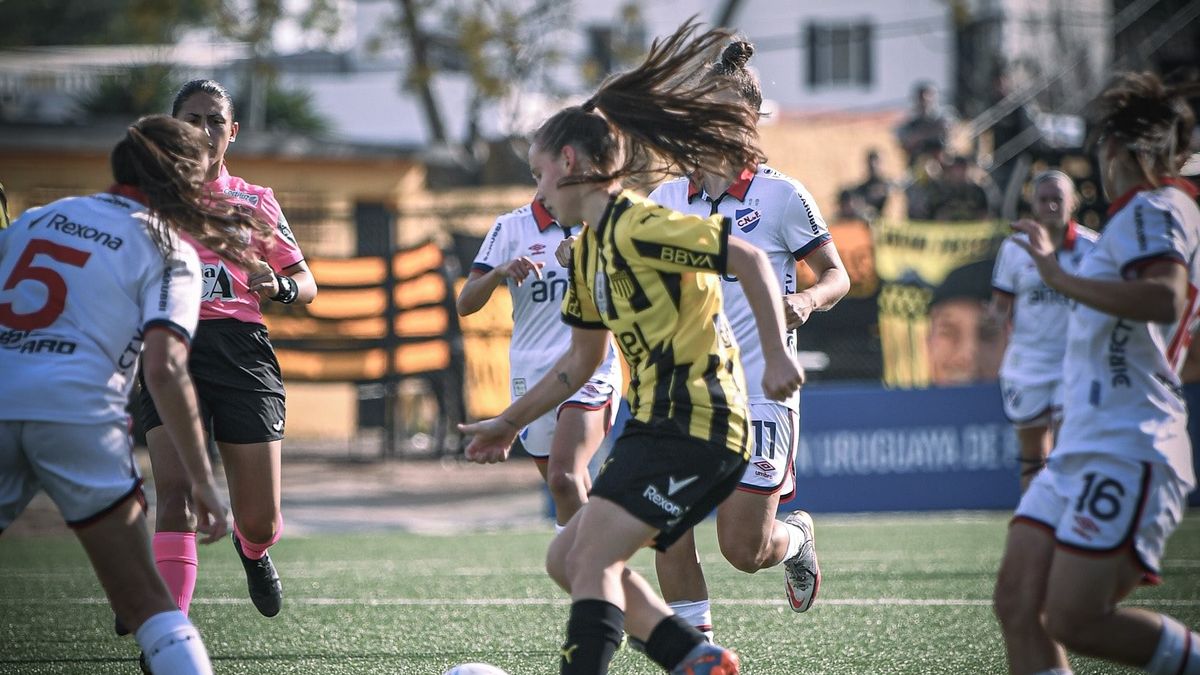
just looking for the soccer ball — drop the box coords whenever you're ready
[441,664,509,675]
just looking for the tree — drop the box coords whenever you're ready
[76,64,177,118]
[207,0,342,132]
[0,0,210,47]
[380,0,573,151]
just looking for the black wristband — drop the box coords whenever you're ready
[271,273,298,304]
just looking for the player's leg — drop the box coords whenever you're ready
[1002,380,1056,491]
[993,519,1068,673]
[74,495,214,674]
[21,420,213,674]
[546,403,609,527]
[1015,422,1054,492]
[654,529,712,637]
[1039,460,1198,673]
[144,425,201,618]
[218,438,283,617]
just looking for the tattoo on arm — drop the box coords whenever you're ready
[556,371,573,390]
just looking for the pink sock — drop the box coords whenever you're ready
[234,513,283,560]
[152,532,198,616]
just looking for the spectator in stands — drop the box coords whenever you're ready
[850,149,891,219]
[929,155,995,221]
[926,258,1004,386]
[987,68,1045,219]
[835,188,870,222]
[896,81,957,169]
[904,138,947,220]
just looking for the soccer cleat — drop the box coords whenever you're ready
[782,510,821,613]
[232,533,283,617]
[671,643,740,675]
[138,651,150,675]
[114,614,130,636]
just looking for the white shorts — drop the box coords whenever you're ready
[1014,452,1188,582]
[737,402,798,500]
[0,420,142,530]
[1000,378,1062,427]
[516,377,618,460]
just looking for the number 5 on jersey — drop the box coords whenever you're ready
[0,239,91,330]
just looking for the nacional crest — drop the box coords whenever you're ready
[735,208,761,233]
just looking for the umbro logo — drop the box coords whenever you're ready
[753,460,773,472]
[667,475,698,496]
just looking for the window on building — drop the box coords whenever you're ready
[806,20,873,89]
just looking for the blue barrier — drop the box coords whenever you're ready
[789,382,1021,513]
[548,382,1199,517]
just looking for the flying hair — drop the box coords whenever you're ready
[708,39,762,110]
[1088,71,1200,185]
[110,115,270,269]
[533,18,764,188]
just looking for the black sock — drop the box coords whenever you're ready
[643,614,705,671]
[560,599,624,674]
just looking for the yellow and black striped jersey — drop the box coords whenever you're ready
[561,190,749,459]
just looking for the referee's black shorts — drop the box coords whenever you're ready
[139,318,286,444]
[590,418,747,551]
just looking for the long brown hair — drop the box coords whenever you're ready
[533,18,764,188]
[110,115,270,268]
[706,39,762,111]
[1089,71,1199,186]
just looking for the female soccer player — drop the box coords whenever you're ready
[457,198,621,530]
[138,79,317,621]
[0,114,265,674]
[990,171,1098,491]
[646,39,849,635]
[460,20,804,675]
[993,72,1200,675]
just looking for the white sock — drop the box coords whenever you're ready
[779,521,805,564]
[554,523,566,535]
[135,610,213,675]
[1145,614,1200,675]
[668,599,714,641]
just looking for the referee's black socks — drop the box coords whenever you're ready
[644,614,706,671]
[560,600,624,674]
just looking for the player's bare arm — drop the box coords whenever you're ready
[459,327,609,463]
[727,237,805,398]
[1012,219,1187,323]
[456,258,546,315]
[785,244,849,329]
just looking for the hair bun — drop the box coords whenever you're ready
[720,41,754,70]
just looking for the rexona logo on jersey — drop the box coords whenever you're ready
[734,208,761,233]
[202,261,236,301]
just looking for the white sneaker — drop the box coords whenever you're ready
[782,510,821,613]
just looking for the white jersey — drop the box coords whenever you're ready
[472,201,621,394]
[992,222,1099,386]
[649,166,831,412]
[1056,184,1200,488]
[0,191,201,424]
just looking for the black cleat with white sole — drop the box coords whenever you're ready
[232,533,282,617]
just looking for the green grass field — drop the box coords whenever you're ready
[2,511,1198,674]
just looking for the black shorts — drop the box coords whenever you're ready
[138,319,286,444]
[590,419,748,552]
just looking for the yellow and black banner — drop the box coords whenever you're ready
[872,219,1007,388]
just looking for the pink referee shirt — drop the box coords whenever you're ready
[189,165,305,324]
